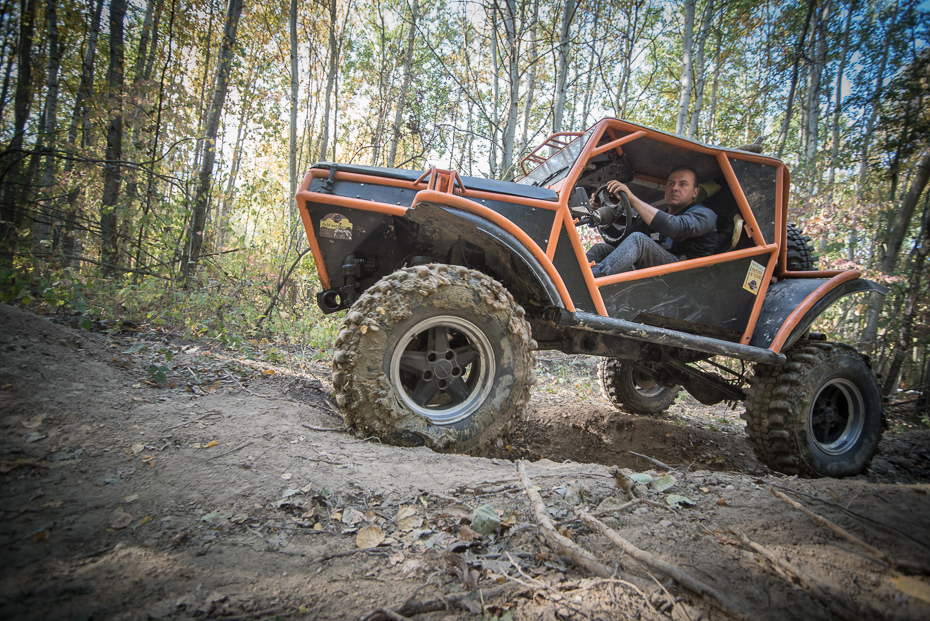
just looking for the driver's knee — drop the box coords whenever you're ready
[586,242,615,263]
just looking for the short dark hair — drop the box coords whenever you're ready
[669,165,699,184]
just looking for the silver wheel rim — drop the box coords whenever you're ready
[630,367,666,398]
[808,378,865,455]
[390,316,495,425]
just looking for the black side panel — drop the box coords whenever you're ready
[598,257,770,337]
[729,158,776,243]
[551,224,596,313]
[749,277,887,350]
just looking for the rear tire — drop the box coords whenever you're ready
[332,265,535,454]
[598,359,680,415]
[742,341,882,477]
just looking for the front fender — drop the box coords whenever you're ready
[749,273,887,352]
[404,201,564,309]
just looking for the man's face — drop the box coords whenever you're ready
[665,169,699,212]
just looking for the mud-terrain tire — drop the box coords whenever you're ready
[742,341,882,477]
[597,359,680,415]
[786,223,817,271]
[332,265,535,453]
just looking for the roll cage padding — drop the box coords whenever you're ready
[749,277,888,352]
[402,202,563,309]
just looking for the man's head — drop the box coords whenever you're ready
[665,165,700,213]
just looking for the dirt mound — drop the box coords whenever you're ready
[1,303,929,621]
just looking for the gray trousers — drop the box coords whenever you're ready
[586,232,679,278]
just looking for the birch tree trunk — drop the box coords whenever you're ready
[181,0,243,282]
[827,0,855,200]
[687,0,714,139]
[289,0,298,220]
[552,0,574,134]
[489,1,499,178]
[387,0,419,168]
[675,0,695,136]
[804,0,831,169]
[774,0,817,160]
[499,0,520,179]
[317,0,337,162]
[100,0,127,276]
[520,0,539,156]
[370,10,387,167]
[142,0,164,82]
[706,23,722,142]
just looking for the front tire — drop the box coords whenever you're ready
[598,359,680,415]
[742,341,883,477]
[332,265,535,453]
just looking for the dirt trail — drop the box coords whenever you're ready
[1,303,928,620]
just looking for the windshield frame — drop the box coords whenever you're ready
[516,126,599,188]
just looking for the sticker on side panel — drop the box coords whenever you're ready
[320,213,352,240]
[743,260,766,295]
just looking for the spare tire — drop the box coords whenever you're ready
[786,223,817,271]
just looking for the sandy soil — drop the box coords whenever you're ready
[1,302,928,621]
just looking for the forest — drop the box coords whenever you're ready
[0,0,928,405]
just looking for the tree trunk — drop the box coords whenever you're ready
[143,0,164,82]
[317,0,337,162]
[804,0,830,168]
[675,0,695,136]
[132,0,157,84]
[181,0,243,282]
[499,0,520,179]
[827,0,855,200]
[387,0,418,168]
[520,0,539,157]
[61,0,104,264]
[288,0,298,220]
[687,0,714,139]
[489,1,499,177]
[100,0,127,276]
[774,0,818,160]
[37,0,61,246]
[706,22,722,141]
[552,0,574,134]
[0,0,38,251]
[883,149,930,274]
[882,203,930,395]
[370,9,387,167]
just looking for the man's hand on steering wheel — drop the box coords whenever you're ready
[592,181,636,245]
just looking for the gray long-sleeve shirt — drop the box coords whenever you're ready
[649,203,717,259]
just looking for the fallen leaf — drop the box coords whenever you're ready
[300,483,313,494]
[342,507,364,525]
[388,551,405,566]
[665,494,695,508]
[471,504,501,536]
[716,497,728,506]
[629,473,652,484]
[33,530,50,542]
[24,432,47,444]
[204,441,219,448]
[123,494,139,503]
[262,369,275,376]
[396,505,418,522]
[359,325,368,334]
[397,515,423,532]
[131,443,145,454]
[111,510,133,530]
[22,416,45,429]
[281,472,292,480]
[654,474,676,493]
[39,500,64,508]
[890,575,930,604]
[134,516,152,529]
[313,523,323,531]
[356,524,384,549]
[458,524,480,541]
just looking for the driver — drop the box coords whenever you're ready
[586,165,717,277]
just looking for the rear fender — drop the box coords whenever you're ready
[749,274,887,352]
[403,201,563,309]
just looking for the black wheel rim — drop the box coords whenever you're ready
[808,378,865,455]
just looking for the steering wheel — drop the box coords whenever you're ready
[593,184,636,245]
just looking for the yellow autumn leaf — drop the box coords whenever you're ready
[204,441,219,448]
[262,369,275,375]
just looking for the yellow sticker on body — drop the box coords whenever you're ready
[320,213,352,240]
[743,260,766,295]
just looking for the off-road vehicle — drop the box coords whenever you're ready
[295,118,886,478]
